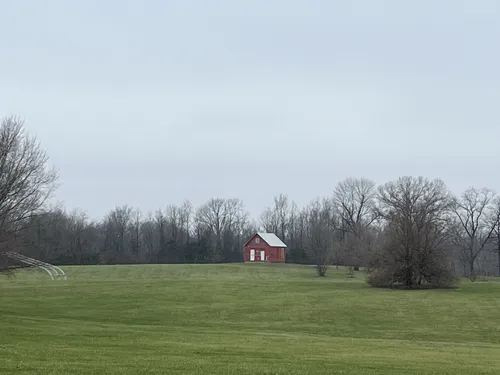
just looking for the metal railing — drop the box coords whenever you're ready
[4,251,67,280]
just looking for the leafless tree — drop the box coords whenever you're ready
[25,206,67,261]
[196,198,247,262]
[66,209,89,264]
[0,116,58,270]
[141,212,157,262]
[368,176,457,288]
[333,177,378,269]
[303,198,337,276]
[451,187,499,281]
[129,209,142,258]
[260,193,290,241]
[180,200,193,245]
[287,201,299,247]
[165,204,181,242]
[0,116,58,236]
[260,207,278,234]
[101,205,133,263]
[333,177,378,235]
[295,204,308,254]
[154,209,167,262]
[159,200,194,262]
[274,194,289,242]
[489,197,500,276]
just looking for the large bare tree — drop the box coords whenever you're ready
[333,177,378,236]
[0,116,58,270]
[369,176,457,288]
[451,187,499,281]
[333,177,378,269]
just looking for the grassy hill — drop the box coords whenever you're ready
[1,263,500,374]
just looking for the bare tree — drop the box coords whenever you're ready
[24,206,67,262]
[154,209,167,262]
[129,209,142,259]
[452,187,499,281]
[101,205,133,263]
[333,177,378,269]
[303,198,337,276]
[0,116,58,271]
[369,176,457,289]
[260,193,290,240]
[274,194,289,242]
[287,201,298,246]
[489,197,500,276]
[333,177,378,236]
[196,198,247,262]
[158,200,194,263]
[180,200,193,245]
[165,204,181,240]
[141,212,157,263]
[67,209,89,264]
[260,207,278,234]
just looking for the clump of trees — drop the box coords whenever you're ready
[367,177,457,288]
[2,114,500,286]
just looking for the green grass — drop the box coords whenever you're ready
[1,264,500,374]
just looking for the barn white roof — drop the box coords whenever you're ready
[257,232,287,248]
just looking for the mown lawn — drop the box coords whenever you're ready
[1,263,500,374]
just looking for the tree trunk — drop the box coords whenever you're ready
[470,258,476,281]
[316,265,327,276]
[498,247,500,277]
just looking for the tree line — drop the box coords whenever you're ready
[1,115,500,287]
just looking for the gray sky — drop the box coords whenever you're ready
[1,0,499,220]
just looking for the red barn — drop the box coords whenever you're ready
[243,232,287,263]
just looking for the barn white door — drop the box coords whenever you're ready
[260,251,265,262]
[250,249,255,261]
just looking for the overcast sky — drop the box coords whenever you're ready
[1,0,499,220]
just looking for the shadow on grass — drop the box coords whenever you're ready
[367,283,460,291]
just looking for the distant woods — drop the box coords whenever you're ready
[1,115,500,287]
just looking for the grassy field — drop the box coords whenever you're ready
[1,264,500,374]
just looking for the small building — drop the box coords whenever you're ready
[243,232,287,263]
